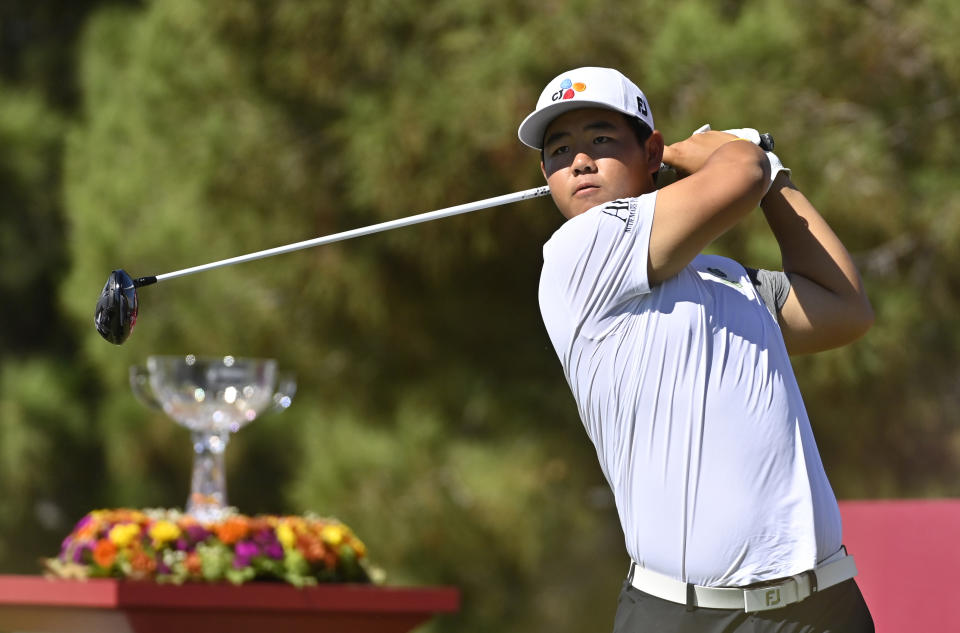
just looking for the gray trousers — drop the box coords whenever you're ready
[613,579,874,633]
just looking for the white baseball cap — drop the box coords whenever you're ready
[517,67,655,150]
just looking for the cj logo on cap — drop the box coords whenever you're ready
[551,78,586,102]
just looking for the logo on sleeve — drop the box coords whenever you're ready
[601,199,636,233]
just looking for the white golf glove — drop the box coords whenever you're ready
[694,124,790,192]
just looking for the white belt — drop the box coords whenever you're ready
[627,553,858,612]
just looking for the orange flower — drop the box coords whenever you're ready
[297,533,327,563]
[129,547,156,575]
[76,520,99,540]
[214,517,249,545]
[349,537,367,558]
[92,539,117,568]
[185,551,202,576]
[285,516,307,532]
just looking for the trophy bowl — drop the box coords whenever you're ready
[130,354,295,523]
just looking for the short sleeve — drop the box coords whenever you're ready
[539,193,657,338]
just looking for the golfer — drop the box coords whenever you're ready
[519,67,875,632]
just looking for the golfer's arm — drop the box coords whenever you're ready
[651,140,768,284]
[761,173,874,354]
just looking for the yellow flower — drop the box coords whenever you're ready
[148,520,181,546]
[277,523,296,550]
[108,523,141,548]
[321,524,344,547]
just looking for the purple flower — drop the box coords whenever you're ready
[253,529,276,545]
[185,524,211,543]
[235,540,259,558]
[175,538,189,551]
[73,514,93,532]
[264,542,284,560]
[72,542,93,564]
[233,540,260,569]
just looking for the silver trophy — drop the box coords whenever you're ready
[130,355,295,522]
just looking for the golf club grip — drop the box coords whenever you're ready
[759,133,774,151]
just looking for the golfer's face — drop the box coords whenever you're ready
[541,108,653,219]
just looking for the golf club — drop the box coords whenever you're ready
[94,131,774,345]
[95,186,552,344]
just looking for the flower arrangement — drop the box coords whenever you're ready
[45,508,381,586]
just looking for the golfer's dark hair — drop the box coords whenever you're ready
[626,116,653,146]
[540,114,652,161]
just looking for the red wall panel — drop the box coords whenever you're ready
[840,499,960,633]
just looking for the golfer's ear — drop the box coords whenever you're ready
[646,131,665,174]
[541,161,548,181]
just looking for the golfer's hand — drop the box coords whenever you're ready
[662,130,746,178]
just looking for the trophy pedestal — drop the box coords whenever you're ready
[0,575,459,633]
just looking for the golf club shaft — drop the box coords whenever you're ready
[140,186,552,286]
[138,127,773,287]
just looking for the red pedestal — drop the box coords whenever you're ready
[0,576,459,633]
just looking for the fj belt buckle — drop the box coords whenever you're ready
[743,570,817,612]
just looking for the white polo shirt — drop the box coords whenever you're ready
[538,192,842,588]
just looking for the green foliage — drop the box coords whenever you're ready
[1,0,959,631]
[0,358,104,568]
[0,87,66,354]
[197,541,233,582]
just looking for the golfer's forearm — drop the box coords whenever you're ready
[650,142,767,284]
[761,176,868,303]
